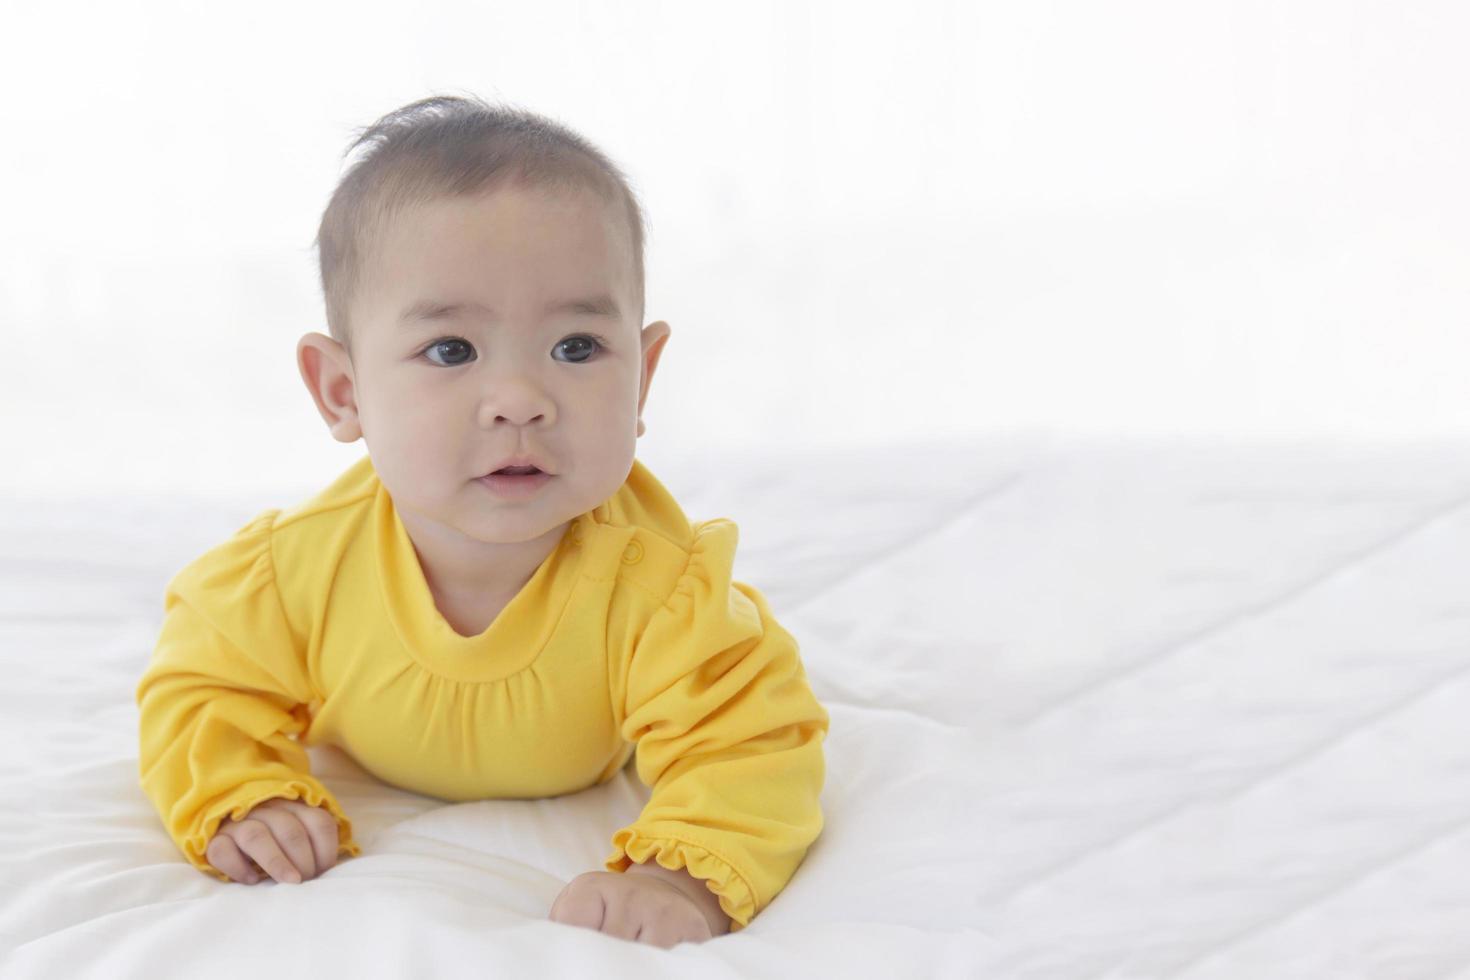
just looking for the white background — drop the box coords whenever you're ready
[2,0,1467,500]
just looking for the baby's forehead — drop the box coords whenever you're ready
[360,183,636,310]
[382,185,627,249]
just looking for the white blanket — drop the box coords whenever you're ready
[3,432,1467,978]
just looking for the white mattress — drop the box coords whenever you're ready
[3,432,1468,979]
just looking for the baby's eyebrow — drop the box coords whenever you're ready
[399,295,622,326]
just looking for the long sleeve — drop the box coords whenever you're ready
[603,519,830,932]
[135,510,361,881]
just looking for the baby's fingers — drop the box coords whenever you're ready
[272,800,339,875]
[245,806,321,881]
[224,817,303,884]
[205,832,263,885]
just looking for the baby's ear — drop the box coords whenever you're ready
[296,332,362,443]
[637,321,672,418]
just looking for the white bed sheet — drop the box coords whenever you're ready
[3,432,1468,979]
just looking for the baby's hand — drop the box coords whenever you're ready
[547,871,718,948]
[206,797,339,885]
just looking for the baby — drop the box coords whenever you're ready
[134,94,830,948]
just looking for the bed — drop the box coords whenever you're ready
[2,431,1466,978]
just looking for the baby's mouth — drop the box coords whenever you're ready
[476,467,554,496]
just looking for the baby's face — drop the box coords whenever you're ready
[339,181,665,544]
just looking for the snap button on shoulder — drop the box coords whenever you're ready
[621,539,644,565]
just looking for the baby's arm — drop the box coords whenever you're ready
[136,511,360,881]
[595,519,830,934]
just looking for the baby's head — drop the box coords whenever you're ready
[298,94,671,547]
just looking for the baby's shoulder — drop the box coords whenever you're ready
[585,515,742,614]
[580,517,691,605]
[583,458,719,602]
[273,454,379,529]
[238,458,377,602]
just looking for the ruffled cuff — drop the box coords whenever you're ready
[605,826,758,932]
[183,778,362,881]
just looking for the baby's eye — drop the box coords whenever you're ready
[553,335,604,363]
[418,335,605,367]
[422,338,475,367]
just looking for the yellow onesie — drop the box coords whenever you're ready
[135,453,830,932]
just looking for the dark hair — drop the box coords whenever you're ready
[313,92,648,358]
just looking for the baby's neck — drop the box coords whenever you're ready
[398,509,570,604]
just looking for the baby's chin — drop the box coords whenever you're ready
[451,485,588,541]
[447,497,567,537]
